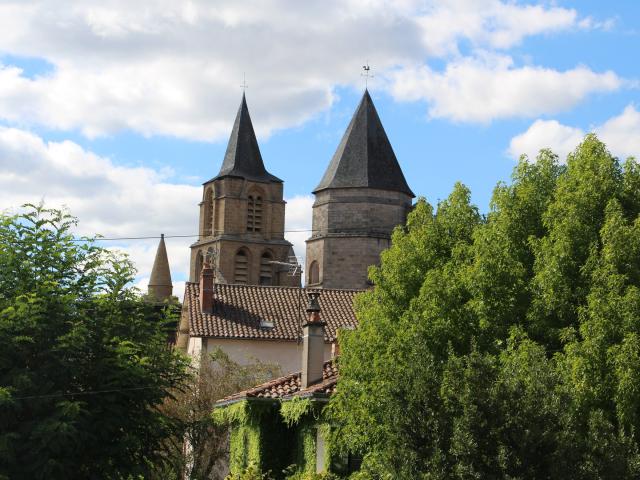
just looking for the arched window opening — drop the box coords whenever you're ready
[260,252,273,285]
[247,195,263,233]
[195,251,204,282]
[234,250,249,284]
[203,188,213,237]
[309,261,319,285]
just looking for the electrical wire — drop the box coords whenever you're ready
[8,385,165,401]
[59,225,401,242]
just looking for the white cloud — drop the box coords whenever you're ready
[284,194,314,271]
[0,0,603,138]
[597,105,640,159]
[0,125,201,289]
[0,125,315,295]
[508,104,640,161]
[389,54,622,123]
[508,119,585,160]
[416,1,579,56]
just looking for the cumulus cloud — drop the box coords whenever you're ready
[389,54,622,123]
[0,0,606,138]
[508,119,585,160]
[0,125,314,294]
[508,104,640,161]
[0,125,200,290]
[417,1,579,56]
[597,105,640,159]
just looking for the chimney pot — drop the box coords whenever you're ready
[199,262,214,314]
[302,291,326,388]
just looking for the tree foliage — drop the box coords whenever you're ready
[330,135,640,478]
[0,204,190,479]
[162,348,280,480]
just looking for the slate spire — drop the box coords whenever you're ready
[213,93,281,183]
[314,89,413,196]
[148,234,173,302]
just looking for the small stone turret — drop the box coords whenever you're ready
[148,234,173,302]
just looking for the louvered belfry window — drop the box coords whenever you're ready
[234,250,249,284]
[247,195,263,233]
[260,252,273,285]
[203,188,213,237]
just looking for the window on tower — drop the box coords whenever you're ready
[234,249,249,284]
[203,188,213,237]
[260,252,273,285]
[247,195,263,233]
[309,260,320,285]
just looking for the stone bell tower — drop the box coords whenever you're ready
[190,94,300,287]
[305,90,414,290]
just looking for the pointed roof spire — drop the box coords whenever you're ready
[314,90,414,196]
[148,234,173,302]
[212,93,282,183]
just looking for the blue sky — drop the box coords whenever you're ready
[0,0,638,297]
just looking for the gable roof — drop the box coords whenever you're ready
[216,359,339,406]
[185,282,359,342]
[210,93,282,183]
[314,89,414,196]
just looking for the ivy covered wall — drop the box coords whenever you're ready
[214,399,291,476]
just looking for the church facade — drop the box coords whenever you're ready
[171,89,414,373]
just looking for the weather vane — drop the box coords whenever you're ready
[240,72,248,92]
[361,62,374,88]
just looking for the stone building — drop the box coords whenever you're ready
[189,93,300,287]
[213,293,362,477]
[176,261,358,374]
[305,90,414,290]
[176,89,413,372]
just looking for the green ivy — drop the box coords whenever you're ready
[215,398,343,479]
[280,397,314,427]
[230,424,262,474]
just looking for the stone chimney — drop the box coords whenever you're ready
[301,291,326,388]
[199,259,215,314]
[148,234,173,302]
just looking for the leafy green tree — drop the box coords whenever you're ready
[0,204,190,479]
[330,135,640,478]
[161,348,280,480]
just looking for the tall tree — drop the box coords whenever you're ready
[0,205,189,479]
[330,135,640,479]
[160,348,280,480]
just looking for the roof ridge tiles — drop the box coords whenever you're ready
[216,359,338,404]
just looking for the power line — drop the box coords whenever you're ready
[61,226,400,242]
[9,385,166,401]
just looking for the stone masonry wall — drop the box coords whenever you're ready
[305,187,411,290]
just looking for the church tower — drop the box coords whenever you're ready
[305,90,414,290]
[190,94,300,287]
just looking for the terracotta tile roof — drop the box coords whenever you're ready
[185,282,359,342]
[217,359,339,404]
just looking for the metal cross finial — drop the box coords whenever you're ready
[361,62,374,88]
[240,73,248,92]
